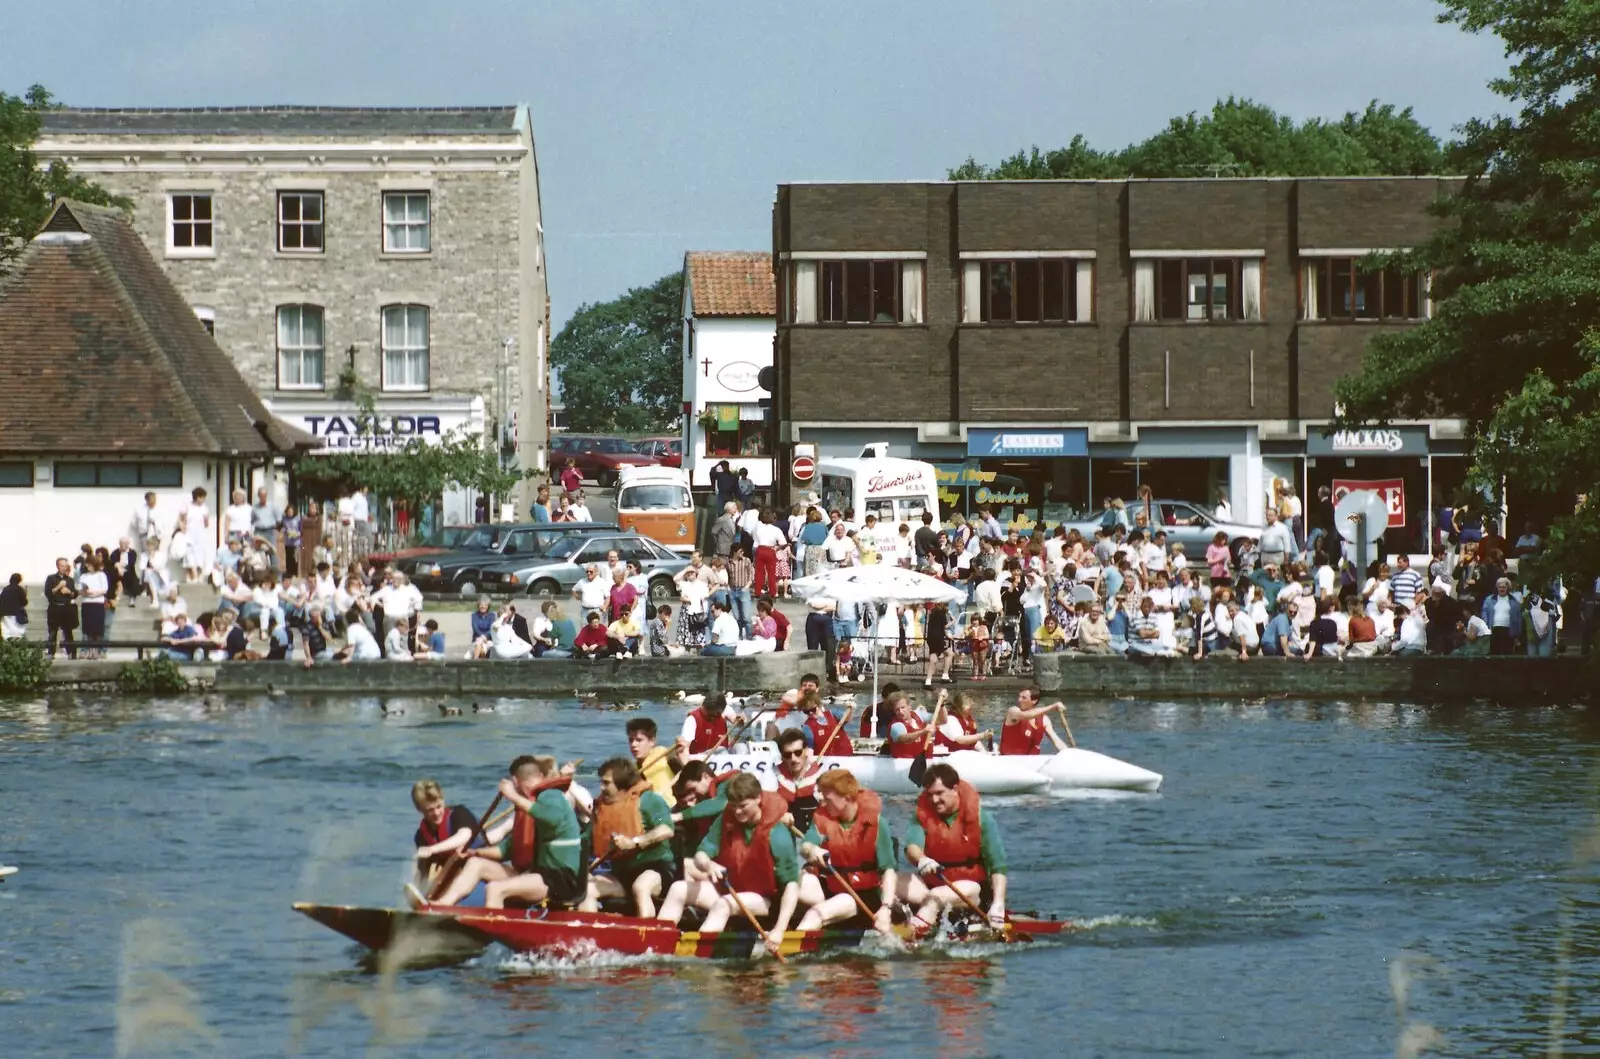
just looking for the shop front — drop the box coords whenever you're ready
[937,429,1089,531]
[1304,425,1434,556]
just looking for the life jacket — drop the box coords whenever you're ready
[688,707,729,754]
[813,790,883,893]
[638,745,676,803]
[507,776,575,873]
[590,780,650,860]
[775,764,820,831]
[890,712,928,759]
[805,711,854,757]
[418,807,459,848]
[718,790,789,898]
[915,780,986,885]
[999,714,1046,756]
[935,712,978,752]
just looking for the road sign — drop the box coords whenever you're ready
[792,455,816,482]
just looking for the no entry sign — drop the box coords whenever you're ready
[792,455,815,482]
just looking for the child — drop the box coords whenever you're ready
[834,637,855,682]
[967,617,991,680]
[423,618,446,659]
[1169,541,1188,574]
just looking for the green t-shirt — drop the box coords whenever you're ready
[903,810,1007,876]
[804,813,896,873]
[698,811,800,887]
[497,789,581,874]
[551,618,578,648]
[629,791,675,869]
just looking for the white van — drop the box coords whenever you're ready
[814,444,941,527]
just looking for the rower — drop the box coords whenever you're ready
[999,687,1071,755]
[411,779,484,881]
[935,692,993,753]
[745,689,805,744]
[656,772,801,955]
[861,681,901,738]
[884,692,931,758]
[670,759,727,876]
[800,691,853,756]
[431,756,584,910]
[627,717,681,802]
[904,762,1008,930]
[796,770,896,933]
[680,692,735,755]
[581,757,677,918]
[773,728,820,832]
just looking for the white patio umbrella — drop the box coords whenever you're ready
[788,563,965,736]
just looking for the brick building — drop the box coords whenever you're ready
[35,106,550,520]
[773,178,1467,545]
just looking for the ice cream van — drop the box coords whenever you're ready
[813,445,941,527]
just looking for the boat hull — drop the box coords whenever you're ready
[1032,747,1164,793]
[292,902,491,961]
[708,744,1159,794]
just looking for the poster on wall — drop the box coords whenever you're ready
[1332,478,1406,528]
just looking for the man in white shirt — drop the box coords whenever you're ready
[702,598,741,656]
[373,571,424,653]
[131,492,164,546]
[1258,510,1296,569]
[1228,600,1260,660]
[573,564,611,613]
[821,524,857,568]
[737,503,763,541]
[338,615,382,663]
[1394,602,1428,656]
[570,492,593,523]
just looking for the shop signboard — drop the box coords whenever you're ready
[966,429,1088,457]
[1332,478,1406,528]
[265,397,483,455]
[1306,426,1428,457]
[934,463,1036,531]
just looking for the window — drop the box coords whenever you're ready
[703,404,769,456]
[53,462,181,488]
[966,259,1092,323]
[0,462,32,487]
[383,192,430,253]
[193,307,215,336]
[786,259,924,324]
[276,305,326,389]
[381,304,430,391]
[1134,257,1262,322]
[1301,258,1427,321]
[168,193,213,255]
[277,192,324,253]
[618,483,692,511]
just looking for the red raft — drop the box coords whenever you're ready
[294,901,1071,961]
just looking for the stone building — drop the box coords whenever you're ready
[772,177,1467,550]
[35,106,550,518]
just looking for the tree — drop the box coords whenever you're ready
[1,85,129,274]
[949,97,1446,179]
[1334,0,1600,587]
[549,271,683,433]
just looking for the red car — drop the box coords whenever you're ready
[368,524,486,573]
[634,436,682,468]
[551,434,655,487]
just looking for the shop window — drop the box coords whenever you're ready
[703,404,769,457]
[1134,257,1262,322]
[53,462,182,487]
[1301,258,1427,321]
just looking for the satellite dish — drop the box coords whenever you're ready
[1335,490,1390,546]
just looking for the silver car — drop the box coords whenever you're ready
[465,533,687,603]
[1063,499,1263,559]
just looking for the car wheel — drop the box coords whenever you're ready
[598,469,616,488]
[529,579,561,601]
[459,581,478,598]
[648,576,675,604]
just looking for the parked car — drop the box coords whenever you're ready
[400,522,618,593]
[466,532,688,603]
[633,436,683,469]
[368,524,485,574]
[550,434,655,487]
[1061,498,1263,560]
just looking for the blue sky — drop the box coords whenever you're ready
[2,0,1506,330]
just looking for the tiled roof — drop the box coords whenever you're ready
[40,106,521,136]
[685,251,775,317]
[0,201,317,456]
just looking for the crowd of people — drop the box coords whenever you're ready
[407,682,1070,950]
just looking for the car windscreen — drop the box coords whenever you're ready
[458,527,498,549]
[595,437,636,453]
[619,484,690,511]
[542,536,589,561]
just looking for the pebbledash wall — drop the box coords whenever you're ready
[772,178,1472,547]
[34,107,552,513]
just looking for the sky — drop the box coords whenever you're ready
[1,0,1508,331]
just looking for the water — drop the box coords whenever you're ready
[2,693,1599,1058]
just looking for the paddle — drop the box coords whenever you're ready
[700,709,761,757]
[786,823,877,925]
[587,841,615,875]
[715,875,787,962]
[425,793,501,901]
[813,706,854,760]
[934,868,1013,940]
[907,694,947,786]
[1057,705,1077,749]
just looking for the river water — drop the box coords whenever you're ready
[1,692,1598,1057]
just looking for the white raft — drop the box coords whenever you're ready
[707,741,1161,796]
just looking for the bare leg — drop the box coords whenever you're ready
[485,872,550,909]
[582,873,625,913]
[797,892,859,931]
[914,880,981,928]
[434,859,511,906]
[703,892,770,934]
[630,870,664,919]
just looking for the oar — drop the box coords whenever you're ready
[425,793,502,901]
[587,840,615,875]
[934,868,1012,940]
[813,706,854,759]
[907,697,947,786]
[702,710,761,756]
[715,875,786,962]
[786,823,876,924]
[1059,707,1077,749]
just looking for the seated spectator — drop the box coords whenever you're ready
[384,617,415,661]
[549,604,578,658]
[1127,597,1171,657]
[421,619,446,659]
[336,607,382,663]
[607,613,642,657]
[1105,598,1131,655]
[1187,596,1222,660]
[1345,601,1380,657]
[1455,613,1492,657]
[1306,598,1342,660]
[469,598,496,654]
[574,610,612,659]
[489,609,533,660]
[161,616,213,662]
[529,601,562,658]
[1260,605,1302,658]
[750,601,779,644]
[701,598,740,657]
[1226,600,1259,661]
[216,571,254,618]
[1033,613,1069,653]
[301,609,334,667]
[264,617,292,661]
[647,604,678,658]
[1393,602,1427,656]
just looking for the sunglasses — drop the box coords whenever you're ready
[781,748,806,758]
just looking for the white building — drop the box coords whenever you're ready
[34,106,551,510]
[680,252,775,489]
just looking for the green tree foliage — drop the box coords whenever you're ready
[0,85,129,274]
[949,98,1445,180]
[550,271,683,432]
[1336,0,1600,586]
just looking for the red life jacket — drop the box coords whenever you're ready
[506,776,575,872]
[718,790,789,898]
[774,764,819,805]
[1000,714,1046,756]
[934,713,977,752]
[813,790,883,893]
[688,707,729,754]
[805,711,854,757]
[419,806,458,847]
[915,780,986,885]
[890,712,927,759]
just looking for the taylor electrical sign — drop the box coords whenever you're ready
[265,397,484,455]
[302,413,444,450]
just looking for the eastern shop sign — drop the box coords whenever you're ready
[1306,426,1429,457]
[966,428,1088,458]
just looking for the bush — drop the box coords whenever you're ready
[0,639,50,692]
[117,655,188,694]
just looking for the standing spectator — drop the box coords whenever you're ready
[1258,509,1296,570]
[913,512,939,565]
[1388,554,1423,610]
[44,557,79,658]
[573,563,611,617]
[109,537,142,608]
[282,505,303,577]
[821,522,858,569]
[373,571,423,654]
[1281,485,1305,554]
[800,508,829,576]
[185,487,215,583]
[131,491,163,548]
[1307,486,1336,559]
[752,511,785,595]
[530,485,552,523]
[559,458,583,497]
[676,567,710,650]
[735,467,756,509]
[570,491,594,523]
[223,489,252,545]
[1512,521,1543,558]
[351,486,374,558]
[608,567,639,625]
[1213,489,1232,522]
[77,556,109,658]
[709,460,737,511]
[251,487,283,553]
[710,502,738,559]
[1481,577,1522,655]
[0,574,27,640]
[724,544,754,637]
[805,596,840,682]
